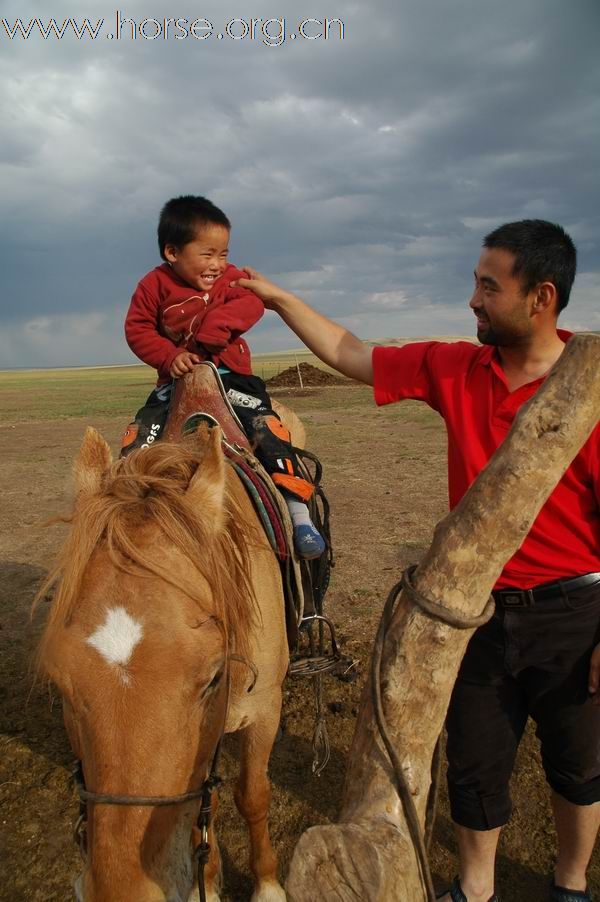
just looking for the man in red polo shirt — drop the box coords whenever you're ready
[235,220,600,902]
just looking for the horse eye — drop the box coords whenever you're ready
[205,669,223,693]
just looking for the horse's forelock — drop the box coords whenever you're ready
[36,441,258,671]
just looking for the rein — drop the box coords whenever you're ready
[72,668,234,902]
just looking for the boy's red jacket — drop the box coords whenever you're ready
[125,263,264,383]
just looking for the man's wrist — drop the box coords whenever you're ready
[270,289,299,312]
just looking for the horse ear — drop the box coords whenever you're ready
[73,427,112,496]
[187,425,226,530]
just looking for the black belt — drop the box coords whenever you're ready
[493,572,600,608]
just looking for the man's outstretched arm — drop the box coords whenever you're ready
[232,268,374,386]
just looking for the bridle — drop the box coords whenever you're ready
[73,745,222,902]
[72,667,234,902]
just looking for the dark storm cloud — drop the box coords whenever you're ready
[0,0,598,366]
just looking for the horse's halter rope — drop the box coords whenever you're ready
[371,564,495,902]
[72,668,233,902]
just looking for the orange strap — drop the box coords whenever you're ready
[272,472,314,501]
[264,415,292,443]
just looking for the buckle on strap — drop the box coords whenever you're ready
[495,588,535,608]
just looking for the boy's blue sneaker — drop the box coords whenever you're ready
[293,524,326,560]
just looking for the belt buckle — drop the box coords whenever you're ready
[500,589,534,608]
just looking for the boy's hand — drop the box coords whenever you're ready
[231,267,290,310]
[170,350,201,378]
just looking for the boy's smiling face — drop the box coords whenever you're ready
[164,223,230,292]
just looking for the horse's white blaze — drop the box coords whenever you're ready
[86,606,143,667]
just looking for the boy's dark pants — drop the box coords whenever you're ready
[120,372,313,500]
[446,577,600,830]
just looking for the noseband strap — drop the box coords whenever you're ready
[74,762,211,807]
[74,744,223,902]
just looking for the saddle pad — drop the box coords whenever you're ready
[225,446,305,644]
[228,455,288,561]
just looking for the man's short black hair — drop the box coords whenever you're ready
[157,195,231,260]
[483,219,577,313]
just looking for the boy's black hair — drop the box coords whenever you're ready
[483,219,576,313]
[158,195,231,260]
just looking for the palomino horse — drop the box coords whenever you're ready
[36,423,291,901]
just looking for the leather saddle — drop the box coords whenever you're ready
[161,363,304,642]
[163,362,250,449]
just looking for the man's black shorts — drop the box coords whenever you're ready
[446,576,600,830]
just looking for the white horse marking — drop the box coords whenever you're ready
[86,607,143,667]
[251,880,286,902]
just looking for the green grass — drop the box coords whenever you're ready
[0,366,157,421]
[0,352,339,422]
[0,361,450,425]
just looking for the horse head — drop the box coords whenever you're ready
[37,425,260,901]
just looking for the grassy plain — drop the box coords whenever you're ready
[0,350,330,422]
[0,336,480,422]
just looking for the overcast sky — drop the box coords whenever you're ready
[1,0,598,368]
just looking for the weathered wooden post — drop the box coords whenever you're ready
[286,334,600,902]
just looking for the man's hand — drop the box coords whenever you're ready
[588,643,600,704]
[233,266,373,384]
[169,350,201,378]
[231,267,290,310]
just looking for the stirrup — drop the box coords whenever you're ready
[288,614,355,679]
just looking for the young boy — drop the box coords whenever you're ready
[121,194,325,560]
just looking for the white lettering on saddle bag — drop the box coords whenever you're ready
[141,422,162,450]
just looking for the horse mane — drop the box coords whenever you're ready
[35,440,260,667]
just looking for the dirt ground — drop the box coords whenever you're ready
[267,363,347,388]
[1,382,598,901]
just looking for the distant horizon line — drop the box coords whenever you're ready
[0,334,485,373]
[16,329,600,374]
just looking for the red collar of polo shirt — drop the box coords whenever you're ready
[478,328,574,379]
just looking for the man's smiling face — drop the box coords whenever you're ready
[164,223,230,293]
[469,247,535,347]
